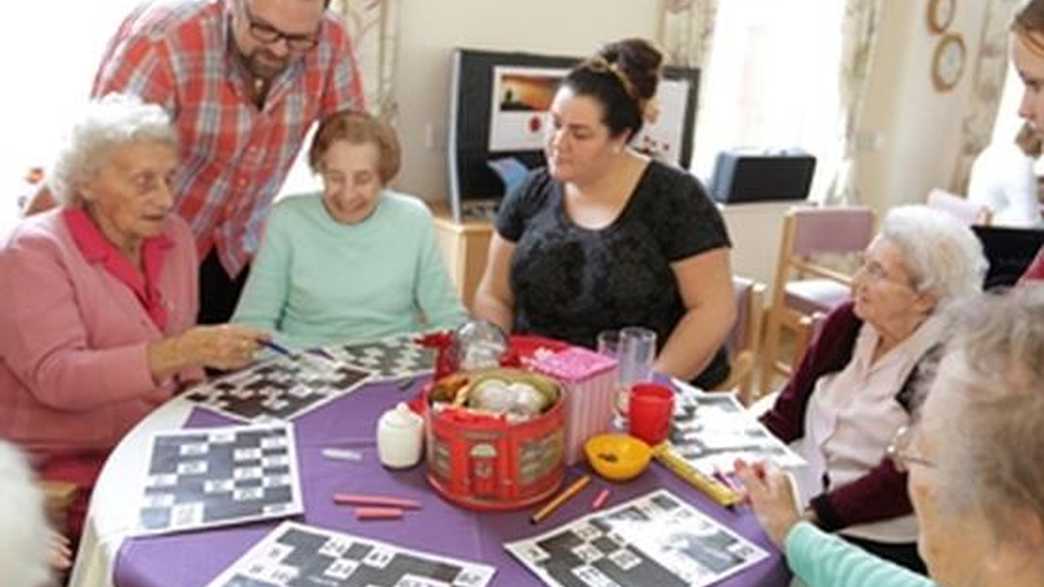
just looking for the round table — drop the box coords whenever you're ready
[71,376,790,586]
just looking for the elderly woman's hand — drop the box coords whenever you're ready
[734,459,803,547]
[177,324,270,371]
[48,528,72,571]
[147,324,270,380]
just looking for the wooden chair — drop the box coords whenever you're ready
[760,206,875,392]
[750,310,826,417]
[713,276,766,405]
[927,188,992,226]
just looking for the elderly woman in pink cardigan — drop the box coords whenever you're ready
[0,94,266,545]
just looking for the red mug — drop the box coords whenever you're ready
[628,383,674,446]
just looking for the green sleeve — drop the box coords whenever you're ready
[785,523,935,587]
[232,205,293,337]
[412,208,468,331]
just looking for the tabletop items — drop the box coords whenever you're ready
[529,475,592,524]
[326,334,438,382]
[183,353,372,423]
[651,381,806,508]
[376,402,425,468]
[424,368,567,510]
[583,434,652,482]
[115,328,792,586]
[506,489,769,587]
[665,380,805,476]
[132,423,303,536]
[204,521,496,587]
[530,346,618,465]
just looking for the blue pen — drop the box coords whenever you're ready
[259,339,293,357]
[307,348,338,362]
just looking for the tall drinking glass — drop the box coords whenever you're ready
[617,327,657,425]
[596,330,627,427]
[620,326,656,385]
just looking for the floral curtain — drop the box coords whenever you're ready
[823,0,883,205]
[660,0,720,70]
[330,0,401,120]
[950,0,1021,193]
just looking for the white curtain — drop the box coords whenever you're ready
[951,0,1023,193]
[685,0,848,203]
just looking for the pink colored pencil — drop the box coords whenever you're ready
[333,493,422,510]
[591,488,610,510]
[354,506,403,520]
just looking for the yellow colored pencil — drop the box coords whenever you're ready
[530,475,591,524]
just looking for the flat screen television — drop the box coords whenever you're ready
[446,48,700,222]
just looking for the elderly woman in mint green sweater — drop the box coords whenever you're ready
[232,111,467,349]
[735,287,1044,587]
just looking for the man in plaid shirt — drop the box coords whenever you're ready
[28,0,365,323]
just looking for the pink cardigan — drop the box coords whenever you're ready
[0,210,200,465]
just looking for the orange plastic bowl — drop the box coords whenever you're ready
[584,434,652,482]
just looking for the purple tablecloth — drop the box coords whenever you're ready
[113,379,790,586]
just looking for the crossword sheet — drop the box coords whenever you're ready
[505,489,768,587]
[328,335,436,382]
[205,521,496,587]
[184,354,372,423]
[133,423,303,536]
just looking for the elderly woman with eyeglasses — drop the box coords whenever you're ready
[739,286,1044,587]
[0,94,266,546]
[758,205,986,573]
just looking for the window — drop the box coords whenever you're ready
[0,2,319,231]
[692,0,845,200]
[3,3,144,225]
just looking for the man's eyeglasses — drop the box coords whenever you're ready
[886,425,936,473]
[240,0,320,52]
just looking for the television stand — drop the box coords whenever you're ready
[457,199,500,223]
[431,201,494,311]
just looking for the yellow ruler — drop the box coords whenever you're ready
[653,443,742,508]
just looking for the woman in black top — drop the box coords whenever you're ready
[473,38,736,388]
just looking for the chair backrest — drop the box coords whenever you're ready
[721,275,765,403]
[726,276,763,354]
[927,188,992,226]
[788,206,877,257]
[760,207,872,393]
[779,206,876,286]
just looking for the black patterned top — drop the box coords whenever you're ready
[495,160,733,387]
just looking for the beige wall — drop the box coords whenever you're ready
[392,1,997,221]
[856,0,989,214]
[391,0,664,200]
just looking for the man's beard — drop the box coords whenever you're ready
[242,47,290,80]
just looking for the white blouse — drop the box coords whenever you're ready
[791,313,946,543]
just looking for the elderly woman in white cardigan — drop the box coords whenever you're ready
[739,285,1044,587]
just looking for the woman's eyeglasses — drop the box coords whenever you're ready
[854,253,917,291]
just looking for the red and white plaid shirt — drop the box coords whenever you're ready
[92,0,365,277]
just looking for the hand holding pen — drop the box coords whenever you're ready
[147,324,269,379]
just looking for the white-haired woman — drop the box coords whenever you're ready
[759,205,987,573]
[0,94,266,547]
[739,285,1044,587]
[0,441,52,587]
